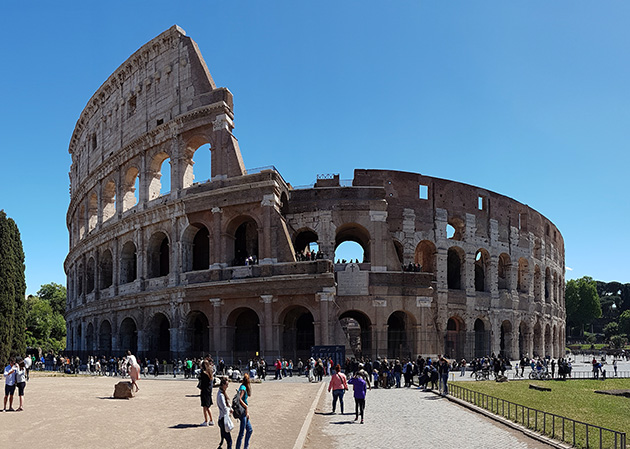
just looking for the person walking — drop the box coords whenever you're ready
[348,372,368,423]
[125,351,141,392]
[3,357,17,412]
[199,360,215,427]
[327,364,348,414]
[235,373,253,449]
[217,377,233,449]
[15,359,27,411]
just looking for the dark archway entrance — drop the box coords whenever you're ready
[387,311,412,359]
[282,307,315,363]
[119,318,138,356]
[474,319,490,358]
[149,313,171,361]
[99,320,112,354]
[339,311,372,359]
[186,311,210,356]
[445,316,466,360]
[230,308,260,362]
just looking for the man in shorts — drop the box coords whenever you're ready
[3,357,17,411]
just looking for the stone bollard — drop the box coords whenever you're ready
[113,381,135,399]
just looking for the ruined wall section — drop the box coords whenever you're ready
[69,26,216,192]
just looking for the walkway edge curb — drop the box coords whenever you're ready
[293,381,327,449]
[443,392,572,449]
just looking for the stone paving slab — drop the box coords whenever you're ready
[302,384,554,449]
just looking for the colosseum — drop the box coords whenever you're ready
[64,26,566,364]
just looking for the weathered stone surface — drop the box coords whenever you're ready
[113,382,134,399]
[594,389,630,398]
[64,26,566,363]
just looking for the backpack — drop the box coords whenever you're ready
[232,389,246,419]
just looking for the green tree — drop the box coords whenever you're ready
[566,276,602,337]
[24,293,66,353]
[37,282,67,316]
[0,210,26,362]
[603,322,619,341]
[610,335,628,350]
[619,310,630,335]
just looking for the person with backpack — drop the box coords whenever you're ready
[235,373,253,449]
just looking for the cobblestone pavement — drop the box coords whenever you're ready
[303,384,553,449]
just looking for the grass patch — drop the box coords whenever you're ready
[451,379,630,448]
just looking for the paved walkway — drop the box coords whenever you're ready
[302,383,553,449]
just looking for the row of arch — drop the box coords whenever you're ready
[73,142,212,242]
[69,305,563,362]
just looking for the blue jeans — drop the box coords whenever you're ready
[332,389,345,413]
[394,372,401,387]
[236,416,252,449]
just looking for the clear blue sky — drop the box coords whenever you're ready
[1,1,629,295]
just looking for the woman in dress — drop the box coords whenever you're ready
[126,350,141,392]
[199,360,215,426]
[235,373,253,449]
[217,377,232,449]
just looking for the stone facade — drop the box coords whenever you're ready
[65,26,565,363]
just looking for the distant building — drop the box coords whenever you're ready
[65,26,565,363]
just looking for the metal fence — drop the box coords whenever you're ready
[449,383,626,449]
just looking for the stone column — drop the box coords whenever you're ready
[210,298,222,353]
[317,291,334,345]
[369,211,388,269]
[211,207,223,266]
[137,330,146,355]
[169,327,180,359]
[260,195,275,263]
[260,295,276,354]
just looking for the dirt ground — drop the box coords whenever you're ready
[0,373,322,448]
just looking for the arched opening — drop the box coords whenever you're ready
[545,267,551,303]
[498,253,510,290]
[99,320,112,354]
[517,258,529,294]
[339,311,372,359]
[183,140,212,189]
[120,241,137,284]
[119,317,138,355]
[122,166,139,212]
[445,316,466,360]
[192,227,210,270]
[148,232,170,278]
[393,240,404,266]
[294,229,319,260]
[447,247,465,290]
[552,325,558,358]
[474,318,490,358]
[100,249,113,289]
[78,204,86,240]
[187,312,210,356]
[231,217,259,266]
[281,306,315,362]
[387,311,413,359]
[335,241,364,264]
[335,223,370,263]
[102,180,116,222]
[148,152,170,200]
[534,265,542,301]
[474,249,489,292]
[149,313,171,360]
[182,223,211,272]
[86,322,94,353]
[447,217,465,240]
[500,320,513,359]
[86,257,95,294]
[88,192,98,232]
[77,324,82,352]
[228,308,260,361]
[553,272,559,304]
[77,263,84,299]
[414,240,436,273]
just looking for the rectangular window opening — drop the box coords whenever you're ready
[478,196,484,210]
[419,184,428,200]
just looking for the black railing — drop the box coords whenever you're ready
[449,383,626,449]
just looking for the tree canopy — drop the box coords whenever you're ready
[37,282,67,316]
[24,283,67,353]
[566,276,602,335]
[0,210,26,363]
